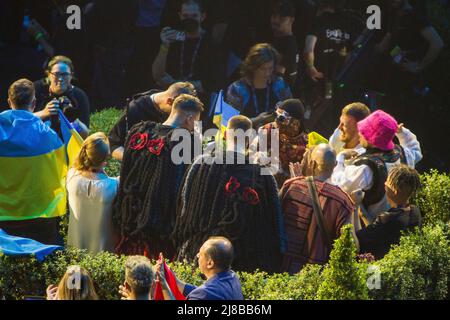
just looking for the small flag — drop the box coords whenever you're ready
[154,258,186,300]
[213,90,240,135]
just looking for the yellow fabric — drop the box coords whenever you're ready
[67,128,83,167]
[0,146,67,221]
[307,132,329,148]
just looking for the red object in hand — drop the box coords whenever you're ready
[154,256,186,300]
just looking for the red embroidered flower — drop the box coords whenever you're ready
[147,138,165,156]
[129,133,148,150]
[225,177,241,195]
[242,187,260,205]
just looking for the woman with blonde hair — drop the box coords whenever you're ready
[226,43,292,121]
[46,266,98,300]
[67,132,119,254]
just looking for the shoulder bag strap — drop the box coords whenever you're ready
[305,176,333,251]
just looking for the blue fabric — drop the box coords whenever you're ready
[184,271,244,300]
[0,229,62,262]
[0,110,63,157]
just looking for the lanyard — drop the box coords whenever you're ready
[251,83,271,114]
[179,36,203,80]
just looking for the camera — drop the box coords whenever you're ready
[57,97,80,123]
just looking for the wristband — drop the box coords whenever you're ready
[160,44,169,53]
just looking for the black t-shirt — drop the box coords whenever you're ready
[389,8,431,61]
[108,89,168,152]
[308,11,355,80]
[357,206,422,259]
[166,32,219,93]
[244,87,278,119]
[34,79,91,127]
[272,35,299,87]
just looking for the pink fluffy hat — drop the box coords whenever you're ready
[357,110,398,151]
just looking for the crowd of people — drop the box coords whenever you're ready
[0,0,442,300]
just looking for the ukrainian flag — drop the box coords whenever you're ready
[58,110,84,167]
[213,90,240,134]
[0,110,67,221]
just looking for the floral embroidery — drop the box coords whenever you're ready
[225,177,241,195]
[147,138,165,156]
[242,187,260,205]
[129,133,149,150]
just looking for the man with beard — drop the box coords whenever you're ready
[152,0,220,97]
[332,110,422,224]
[112,94,203,259]
[173,115,286,273]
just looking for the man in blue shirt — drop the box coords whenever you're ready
[157,237,244,300]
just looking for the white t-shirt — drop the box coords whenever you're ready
[67,168,119,254]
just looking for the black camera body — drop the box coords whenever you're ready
[57,96,79,123]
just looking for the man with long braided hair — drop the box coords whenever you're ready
[113,94,204,259]
[173,115,286,273]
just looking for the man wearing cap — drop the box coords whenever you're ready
[259,99,308,186]
[332,110,422,223]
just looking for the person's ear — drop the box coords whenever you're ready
[179,11,183,20]
[7,98,11,109]
[124,281,131,291]
[206,257,215,270]
[30,98,36,113]
[201,12,206,22]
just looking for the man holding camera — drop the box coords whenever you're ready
[152,0,219,97]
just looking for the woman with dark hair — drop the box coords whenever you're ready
[34,55,91,129]
[226,43,292,119]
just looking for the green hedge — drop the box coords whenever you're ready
[1,109,448,300]
[1,224,449,300]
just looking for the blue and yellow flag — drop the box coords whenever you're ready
[58,110,84,167]
[0,110,67,221]
[213,90,240,134]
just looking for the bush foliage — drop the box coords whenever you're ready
[1,224,448,300]
[1,109,449,300]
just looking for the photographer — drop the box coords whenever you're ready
[303,0,357,137]
[33,56,90,133]
[151,0,219,96]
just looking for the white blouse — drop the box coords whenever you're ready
[67,168,119,254]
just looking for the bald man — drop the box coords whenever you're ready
[156,237,244,300]
[280,144,355,274]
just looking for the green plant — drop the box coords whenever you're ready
[372,224,450,300]
[89,108,123,177]
[317,225,370,300]
[414,170,450,225]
